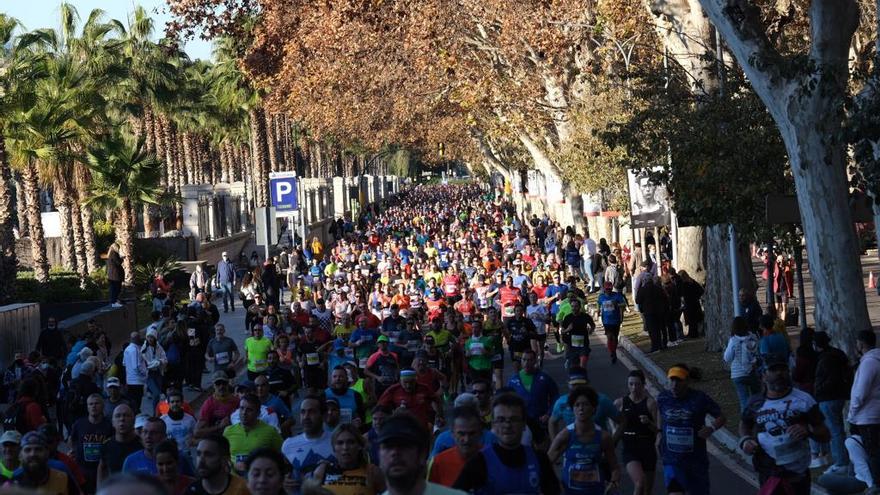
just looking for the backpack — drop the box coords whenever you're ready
[2,400,30,433]
[608,265,625,291]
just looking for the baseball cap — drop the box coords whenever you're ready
[212,370,230,384]
[235,380,255,393]
[376,413,429,451]
[603,281,613,290]
[377,335,390,343]
[0,431,21,445]
[326,397,340,408]
[20,431,48,448]
[135,414,149,429]
[763,354,790,370]
[667,366,690,381]
[105,377,121,389]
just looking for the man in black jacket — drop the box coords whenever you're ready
[35,317,67,364]
[814,331,853,474]
[635,276,668,354]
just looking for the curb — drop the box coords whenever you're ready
[613,332,831,495]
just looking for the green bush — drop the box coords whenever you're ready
[15,270,107,304]
[93,219,115,255]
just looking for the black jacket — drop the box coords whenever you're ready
[814,347,852,402]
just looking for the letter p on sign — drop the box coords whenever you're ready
[269,176,299,212]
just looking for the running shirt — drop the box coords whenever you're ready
[597,292,626,326]
[656,389,721,465]
[741,388,821,475]
[161,412,198,451]
[561,425,606,495]
[526,304,549,335]
[282,429,335,481]
[465,336,494,371]
[245,336,273,373]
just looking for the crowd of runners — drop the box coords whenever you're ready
[1,183,878,495]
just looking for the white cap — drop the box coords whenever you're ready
[135,414,150,429]
[0,430,21,445]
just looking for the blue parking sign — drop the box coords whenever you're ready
[269,175,299,212]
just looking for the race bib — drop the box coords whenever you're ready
[359,357,369,369]
[470,342,485,355]
[215,351,230,365]
[254,359,267,370]
[770,434,806,465]
[568,462,601,489]
[665,426,694,453]
[503,306,515,317]
[340,408,353,424]
[306,353,320,366]
[492,353,503,362]
[513,351,523,360]
[602,301,617,312]
[446,284,457,293]
[572,335,585,348]
[83,442,102,463]
[407,340,421,352]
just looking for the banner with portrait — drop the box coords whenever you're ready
[627,169,671,228]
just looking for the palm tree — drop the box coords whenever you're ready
[85,133,164,287]
[0,14,21,301]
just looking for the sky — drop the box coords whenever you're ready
[1,0,214,60]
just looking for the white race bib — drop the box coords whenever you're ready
[665,426,694,453]
[306,353,320,366]
[572,335,585,348]
[215,351,230,365]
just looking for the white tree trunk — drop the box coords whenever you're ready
[703,225,734,352]
[677,226,706,284]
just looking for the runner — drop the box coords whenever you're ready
[740,355,830,495]
[657,364,726,495]
[548,386,621,495]
[613,370,658,495]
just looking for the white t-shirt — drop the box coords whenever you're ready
[282,429,334,479]
[161,413,197,451]
[744,388,819,474]
[526,304,548,335]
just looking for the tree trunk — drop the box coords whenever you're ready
[0,138,18,304]
[267,113,279,173]
[182,132,195,185]
[22,163,49,283]
[676,226,706,284]
[55,187,76,272]
[786,124,867,354]
[249,108,270,207]
[69,196,88,277]
[80,205,98,274]
[117,199,135,287]
[702,223,758,352]
[703,225,733,352]
[144,108,155,154]
[14,172,28,236]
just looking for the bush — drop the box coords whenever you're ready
[15,270,107,304]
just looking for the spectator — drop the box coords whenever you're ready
[123,331,148,414]
[849,330,880,489]
[814,331,852,474]
[723,316,760,412]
